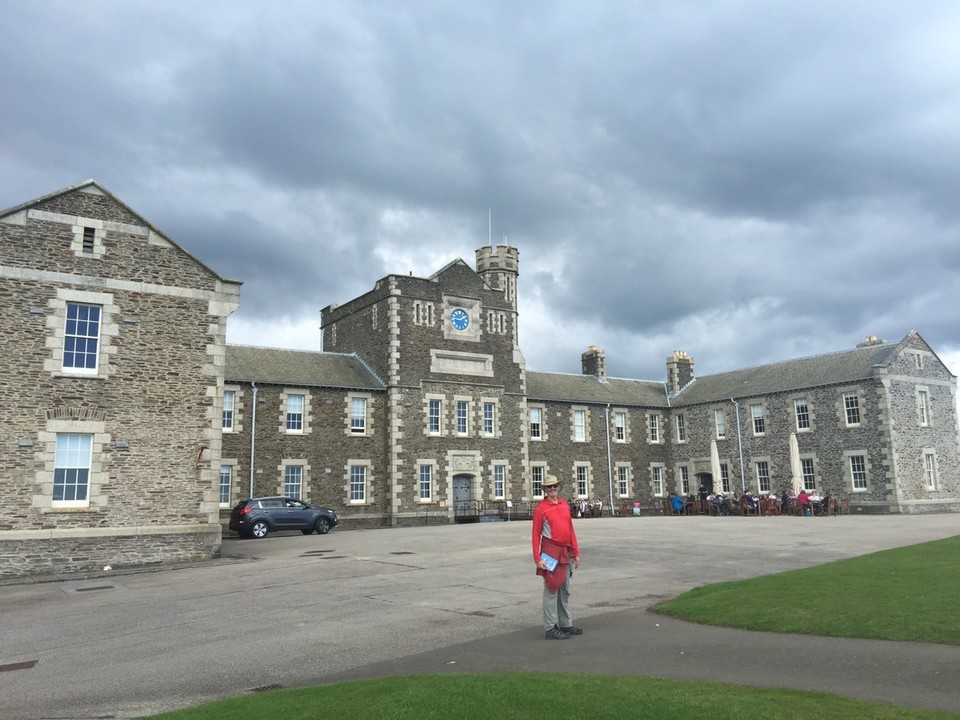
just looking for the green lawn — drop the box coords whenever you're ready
[146,535,960,720]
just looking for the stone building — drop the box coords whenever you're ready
[0,181,240,578]
[3,181,956,578]
[222,246,960,527]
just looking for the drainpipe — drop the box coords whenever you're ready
[248,382,258,498]
[730,398,745,493]
[605,404,614,515]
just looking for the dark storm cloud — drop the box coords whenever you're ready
[1,0,958,379]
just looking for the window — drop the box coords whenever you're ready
[675,414,686,442]
[222,391,235,431]
[924,452,939,490]
[651,466,663,497]
[532,465,545,497]
[286,395,304,432]
[419,464,433,501]
[720,464,730,493]
[349,465,366,503]
[428,399,441,434]
[82,226,95,253]
[483,402,496,436]
[917,389,930,426]
[493,465,506,499]
[714,409,726,439]
[63,303,101,372]
[53,433,92,507]
[755,461,770,493]
[801,458,816,491]
[456,400,469,435]
[649,414,660,443]
[679,465,690,495]
[219,465,232,506]
[576,466,589,497]
[617,466,630,497]
[794,399,810,431]
[914,352,924,370]
[843,392,861,426]
[350,397,367,434]
[614,412,626,442]
[414,301,435,326]
[751,403,765,435]
[850,455,867,490]
[573,409,586,442]
[283,465,302,499]
[529,407,542,440]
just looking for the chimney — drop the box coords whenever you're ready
[666,350,694,394]
[581,346,606,380]
[856,335,885,348]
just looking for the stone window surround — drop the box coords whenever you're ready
[346,460,372,505]
[280,389,312,435]
[528,404,546,441]
[424,393,444,436]
[650,463,665,497]
[346,392,373,436]
[573,462,591,499]
[219,459,239,507]
[843,450,870,492]
[571,406,590,443]
[454,395,472,436]
[489,460,509,500]
[279,459,309,500]
[417,460,437,503]
[46,288,118,379]
[615,463,632,497]
[37,418,108,513]
[612,408,629,443]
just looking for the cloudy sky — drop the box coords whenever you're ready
[3,1,959,382]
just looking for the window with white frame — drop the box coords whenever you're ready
[349,465,367,503]
[843,392,861,426]
[917,389,930,427]
[679,465,690,495]
[532,465,545,497]
[755,460,770,493]
[576,465,589,497]
[614,411,626,442]
[850,455,867,490]
[493,464,506,499]
[483,401,496,436]
[801,457,816,491]
[222,390,235,431]
[219,465,233,506]
[751,403,765,435]
[651,465,664,497]
[456,400,469,435]
[617,465,630,497]
[720,463,730,493]
[428,398,442,434]
[649,414,660,443]
[529,406,543,440]
[63,303,101,372]
[714,409,726,439]
[573,409,586,442]
[675,414,686,442]
[53,433,92,507]
[419,464,433,501]
[283,465,302,499]
[350,397,367,434]
[923,451,939,490]
[794,398,810,431]
[286,394,304,432]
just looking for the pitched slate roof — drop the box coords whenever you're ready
[225,346,384,390]
[672,341,900,406]
[527,371,668,407]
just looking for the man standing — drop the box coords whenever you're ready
[532,474,582,640]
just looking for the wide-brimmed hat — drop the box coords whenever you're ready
[542,474,560,488]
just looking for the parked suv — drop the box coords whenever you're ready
[229,496,338,539]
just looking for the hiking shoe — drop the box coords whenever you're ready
[560,625,583,636]
[545,626,569,640]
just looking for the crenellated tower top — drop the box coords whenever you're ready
[476,244,519,309]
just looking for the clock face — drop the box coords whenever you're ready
[450,308,470,331]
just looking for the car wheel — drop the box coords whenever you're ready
[301,529,314,535]
[314,517,331,535]
[250,520,269,538]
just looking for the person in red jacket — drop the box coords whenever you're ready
[532,474,582,639]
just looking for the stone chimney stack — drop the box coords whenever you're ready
[856,335,886,348]
[582,346,606,380]
[666,350,694,394]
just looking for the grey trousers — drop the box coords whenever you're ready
[542,563,573,630]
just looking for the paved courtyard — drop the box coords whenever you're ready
[1,514,959,718]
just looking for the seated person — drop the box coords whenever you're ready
[670,493,685,514]
[712,491,730,515]
[797,489,810,513]
[742,491,758,510]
